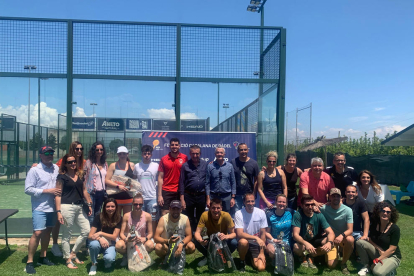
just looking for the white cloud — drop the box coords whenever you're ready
[146,108,199,119]
[374,125,406,137]
[374,107,385,111]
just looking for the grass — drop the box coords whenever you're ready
[0,185,413,275]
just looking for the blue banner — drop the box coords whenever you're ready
[97,118,124,131]
[72,117,95,130]
[142,131,256,163]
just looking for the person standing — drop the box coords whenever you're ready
[230,143,259,216]
[179,145,207,232]
[206,147,236,213]
[324,152,358,197]
[356,170,384,214]
[134,144,159,230]
[157,138,188,216]
[24,146,61,274]
[277,153,303,210]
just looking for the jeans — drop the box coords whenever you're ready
[143,198,158,220]
[183,193,206,232]
[287,195,298,210]
[61,204,90,259]
[88,190,106,224]
[194,237,238,258]
[356,239,400,276]
[89,240,116,266]
[231,195,244,218]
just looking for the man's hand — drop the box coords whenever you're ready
[45,188,61,196]
[169,236,180,244]
[57,213,64,225]
[181,199,186,210]
[334,235,344,245]
[218,233,227,241]
[313,205,321,213]
[206,198,210,209]
[256,237,265,247]
[320,241,332,252]
[99,237,109,249]
[88,206,93,216]
[31,163,38,168]
[199,239,208,246]
[230,198,235,208]
[138,237,146,244]
[118,184,129,192]
[360,235,369,241]
[158,196,164,207]
[305,242,317,255]
[174,243,183,257]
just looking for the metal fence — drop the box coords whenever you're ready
[285,103,312,152]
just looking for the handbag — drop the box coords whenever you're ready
[96,164,108,201]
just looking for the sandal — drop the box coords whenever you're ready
[72,257,84,264]
[66,260,78,269]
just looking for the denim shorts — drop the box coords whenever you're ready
[32,210,57,231]
[143,198,158,220]
[352,231,363,241]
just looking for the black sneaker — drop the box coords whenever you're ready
[25,263,36,274]
[239,260,245,273]
[38,257,55,266]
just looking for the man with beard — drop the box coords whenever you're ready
[158,138,188,216]
[292,194,336,270]
[234,193,267,272]
[343,185,369,242]
[320,188,354,274]
[153,200,195,260]
[194,198,237,267]
[325,152,358,197]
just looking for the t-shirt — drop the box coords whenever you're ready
[230,158,259,195]
[197,211,234,236]
[91,214,122,235]
[343,199,367,232]
[57,174,84,205]
[158,152,188,192]
[134,162,159,200]
[234,207,268,245]
[292,209,330,242]
[266,208,295,246]
[161,213,188,239]
[324,166,358,197]
[320,204,353,236]
[370,223,401,259]
[356,185,384,213]
[298,171,335,205]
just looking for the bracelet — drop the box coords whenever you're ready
[87,203,92,207]
[341,233,346,238]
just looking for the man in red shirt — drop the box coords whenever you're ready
[158,138,188,215]
[298,157,335,209]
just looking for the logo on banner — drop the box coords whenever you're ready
[164,121,168,125]
[233,141,239,149]
[152,140,160,150]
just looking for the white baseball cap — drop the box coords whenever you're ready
[117,146,129,153]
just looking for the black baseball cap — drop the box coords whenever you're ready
[170,200,182,209]
[39,146,55,154]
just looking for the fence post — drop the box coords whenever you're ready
[66,20,73,152]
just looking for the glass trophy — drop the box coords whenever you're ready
[201,227,208,240]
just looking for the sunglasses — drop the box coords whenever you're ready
[95,149,104,152]
[75,147,83,151]
[43,152,54,156]
[133,203,143,207]
[304,203,315,207]
[267,160,276,163]
[66,160,77,165]
[381,210,391,214]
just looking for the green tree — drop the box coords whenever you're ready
[59,135,67,151]
[29,132,45,151]
[19,141,27,151]
[109,139,124,153]
[48,133,57,150]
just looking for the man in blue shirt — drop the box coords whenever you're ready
[24,146,61,274]
[206,147,236,213]
[179,145,207,232]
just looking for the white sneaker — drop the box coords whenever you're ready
[358,265,370,276]
[121,255,128,267]
[197,257,208,267]
[89,265,97,275]
[51,244,63,257]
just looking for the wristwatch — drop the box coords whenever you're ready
[56,210,61,213]
[231,195,235,198]
[341,233,346,238]
[87,202,92,207]
[328,241,334,246]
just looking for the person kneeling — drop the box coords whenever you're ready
[292,194,336,270]
[235,193,268,272]
[88,198,122,275]
[153,200,195,262]
[115,193,154,267]
[194,198,237,267]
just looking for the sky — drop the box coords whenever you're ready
[1,0,413,141]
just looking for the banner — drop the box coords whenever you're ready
[72,117,95,130]
[180,119,207,131]
[97,118,124,131]
[153,119,176,131]
[142,131,256,163]
[126,119,152,130]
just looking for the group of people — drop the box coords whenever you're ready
[24,140,401,276]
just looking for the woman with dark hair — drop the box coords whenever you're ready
[85,142,108,224]
[356,202,401,276]
[277,153,303,210]
[88,198,122,275]
[356,170,384,213]
[55,154,92,269]
[105,146,135,215]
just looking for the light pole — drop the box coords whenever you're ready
[223,103,229,120]
[213,83,220,125]
[24,65,37,125]
[90,103,97,118]
[38,78,49,131]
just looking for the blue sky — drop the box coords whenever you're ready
[1,0,413,140]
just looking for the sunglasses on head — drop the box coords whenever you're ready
[75,147,83,151]
[66,160,77,165]
[381,210,391,214]
[95,148,104,152]
[43,152,54,156]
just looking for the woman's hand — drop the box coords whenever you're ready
[88,206,93,216]
[57,213,64,225]
[92,232,101,240]
[99,237,109,249]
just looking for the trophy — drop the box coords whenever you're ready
[172,228,179,238]
[277,231,285,241]
[201,227,209,240]
[124,179,131,190]
[129,225,136,241]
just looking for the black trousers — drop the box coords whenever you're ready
[183,192,206,232]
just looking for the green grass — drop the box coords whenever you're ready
[0,185,413,275]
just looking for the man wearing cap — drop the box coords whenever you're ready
[24,146,61,274]
[324,152,358,198]
[158,138,188,216]
[179,145,207,232]
[320,188,354,275]
[153,200,195,260]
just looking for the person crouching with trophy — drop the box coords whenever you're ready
[116,193,154,267]
[194,198,237,267]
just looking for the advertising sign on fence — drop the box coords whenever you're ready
[142,131,256,163]
[97,118,125,131]
[126,119,152,130]
[72,117,95,130]
[180,119,208,131]
[152,120,176,131]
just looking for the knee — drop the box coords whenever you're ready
[185,242,196,254]
[89,240,100,249]
[326,261,336,269]
[238,238,249,248]
[33,230,43,238]
[345,235,355,245]
[155,243,167,256]
[115,240,126,253]
[144,241,154,253]
[103,252,115,263]
[372,267,387,276]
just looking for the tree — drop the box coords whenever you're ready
[19,141,27,151]
[29,132,45,151]
[109,139,124,153]
[59,135,67,151]
[48,133,57,150]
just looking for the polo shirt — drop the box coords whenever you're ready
[197,211,234,236]
[324,165,358,197]
[158,152,188,192]
[298,171,335,205]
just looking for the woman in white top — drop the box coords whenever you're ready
[356,170,384,214]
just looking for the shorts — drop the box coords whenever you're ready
[307,234,326,248]
[247,243,262,259]
[143,198,158,220]
[161,190,179,210]
[325,246,338,261]
[352,231,363,241]
[116,198,133,206]
[32,210,57,231]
